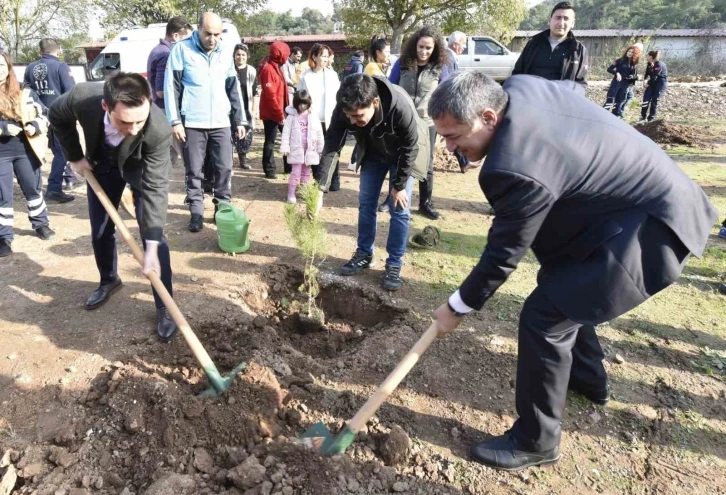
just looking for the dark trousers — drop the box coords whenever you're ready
[511,287,607,452]
[311,124,340,189]
[46,129,76,193]
[87,165,173,309]
[262,120,290,176]
[641,84,665,120]
[419,125,437,207]
[0,154,49,242]
[614,85,635,118]
[512,212,688,452]
[183,127,233,215]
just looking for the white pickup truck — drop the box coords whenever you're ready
[453,36,520,81]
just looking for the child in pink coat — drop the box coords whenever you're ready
[280,90,325,203]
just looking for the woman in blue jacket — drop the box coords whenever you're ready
[641,50,668,121]
[603,43,641,117]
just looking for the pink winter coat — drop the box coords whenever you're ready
[279,105,325,165]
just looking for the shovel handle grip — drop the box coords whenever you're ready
[84,172,218,375]
[347,322,440,434]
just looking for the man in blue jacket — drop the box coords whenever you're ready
[429,72,716,471]
[165,12,247,233]
[24,38,78,203]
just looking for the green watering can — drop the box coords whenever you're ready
[215,201,251,253]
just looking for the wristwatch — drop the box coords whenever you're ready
[447,301,466,318]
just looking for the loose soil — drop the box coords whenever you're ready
[633,120,715,148]
[1,87,725,495]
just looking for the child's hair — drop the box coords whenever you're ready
[647,50,661,61]
[293,89,313,112]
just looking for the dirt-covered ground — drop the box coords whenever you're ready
[1,86,725,495]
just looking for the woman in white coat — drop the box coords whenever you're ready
[297,43,341,190]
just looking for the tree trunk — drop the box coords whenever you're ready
[391,24,405,54]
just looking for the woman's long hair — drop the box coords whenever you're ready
[622,45,641,65]
[399,26,448,71]
[0,51,22,121]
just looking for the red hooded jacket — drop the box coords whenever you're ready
[258,41,291,123]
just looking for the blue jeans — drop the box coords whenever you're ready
[47,129,76,193]
[358,158,414,267]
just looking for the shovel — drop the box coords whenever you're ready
[299,321,441,455]
[85,171,246,398]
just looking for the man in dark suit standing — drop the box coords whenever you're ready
[49,72,177,341]
[429,72,717,471]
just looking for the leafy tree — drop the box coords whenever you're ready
[0,0,89,61]
[335,0,479,53]
[441,0,528,43]
[239,8,336,37]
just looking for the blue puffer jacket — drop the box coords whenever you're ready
[164,31,246,129]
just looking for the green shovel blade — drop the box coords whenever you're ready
[298,423,357,455]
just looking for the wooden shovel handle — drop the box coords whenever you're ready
[347,322,440,434]
[84,172,218,373]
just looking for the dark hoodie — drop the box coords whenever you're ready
[259,41,291,123]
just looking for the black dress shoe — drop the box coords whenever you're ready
[418,201,441,220]
[189,214,204,233]
[156,308,177,341]
[265,173,278,179]
[377,201,389,213]
[85,279,123,310]
[35,225,55,240]
[470,430,560,471]
[0,239,11,257]
[568,381,610,406]
[45,190,75,204]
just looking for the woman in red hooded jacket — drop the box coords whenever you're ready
[258,41,291,179]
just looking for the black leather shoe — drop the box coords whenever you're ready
[189,214,204,233]
[156,308,177,341]
[568,381,610,406]
[0,239,11,257]
[418,201,441,220]
[470,431,560,471]
[35,225,56,240]
[85,279,123,310]
[329,181,341,192]
[45,190,75,204]
[265,173,278,180]
[377,201,389,213]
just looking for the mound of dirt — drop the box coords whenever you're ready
[433,145,461,173]
[1,267,463,495]
[634,120,713,148]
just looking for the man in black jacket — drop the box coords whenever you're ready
[429,72,717,471]
[316,74,419,291]
[24,38,79,203]
[512,1,587,94]
[49,72,177,341]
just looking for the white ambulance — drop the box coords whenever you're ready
[86,21,241,81]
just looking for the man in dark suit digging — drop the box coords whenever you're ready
[429,72,717,471]
[49,72,177,341]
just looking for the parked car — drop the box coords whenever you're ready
[85,22,240,82]
[392,36,519,81]
[453,36,520,81]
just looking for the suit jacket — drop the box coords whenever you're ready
[459,75,717,325]
[49,83,172,242]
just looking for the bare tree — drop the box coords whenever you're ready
[0,0,89,61]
